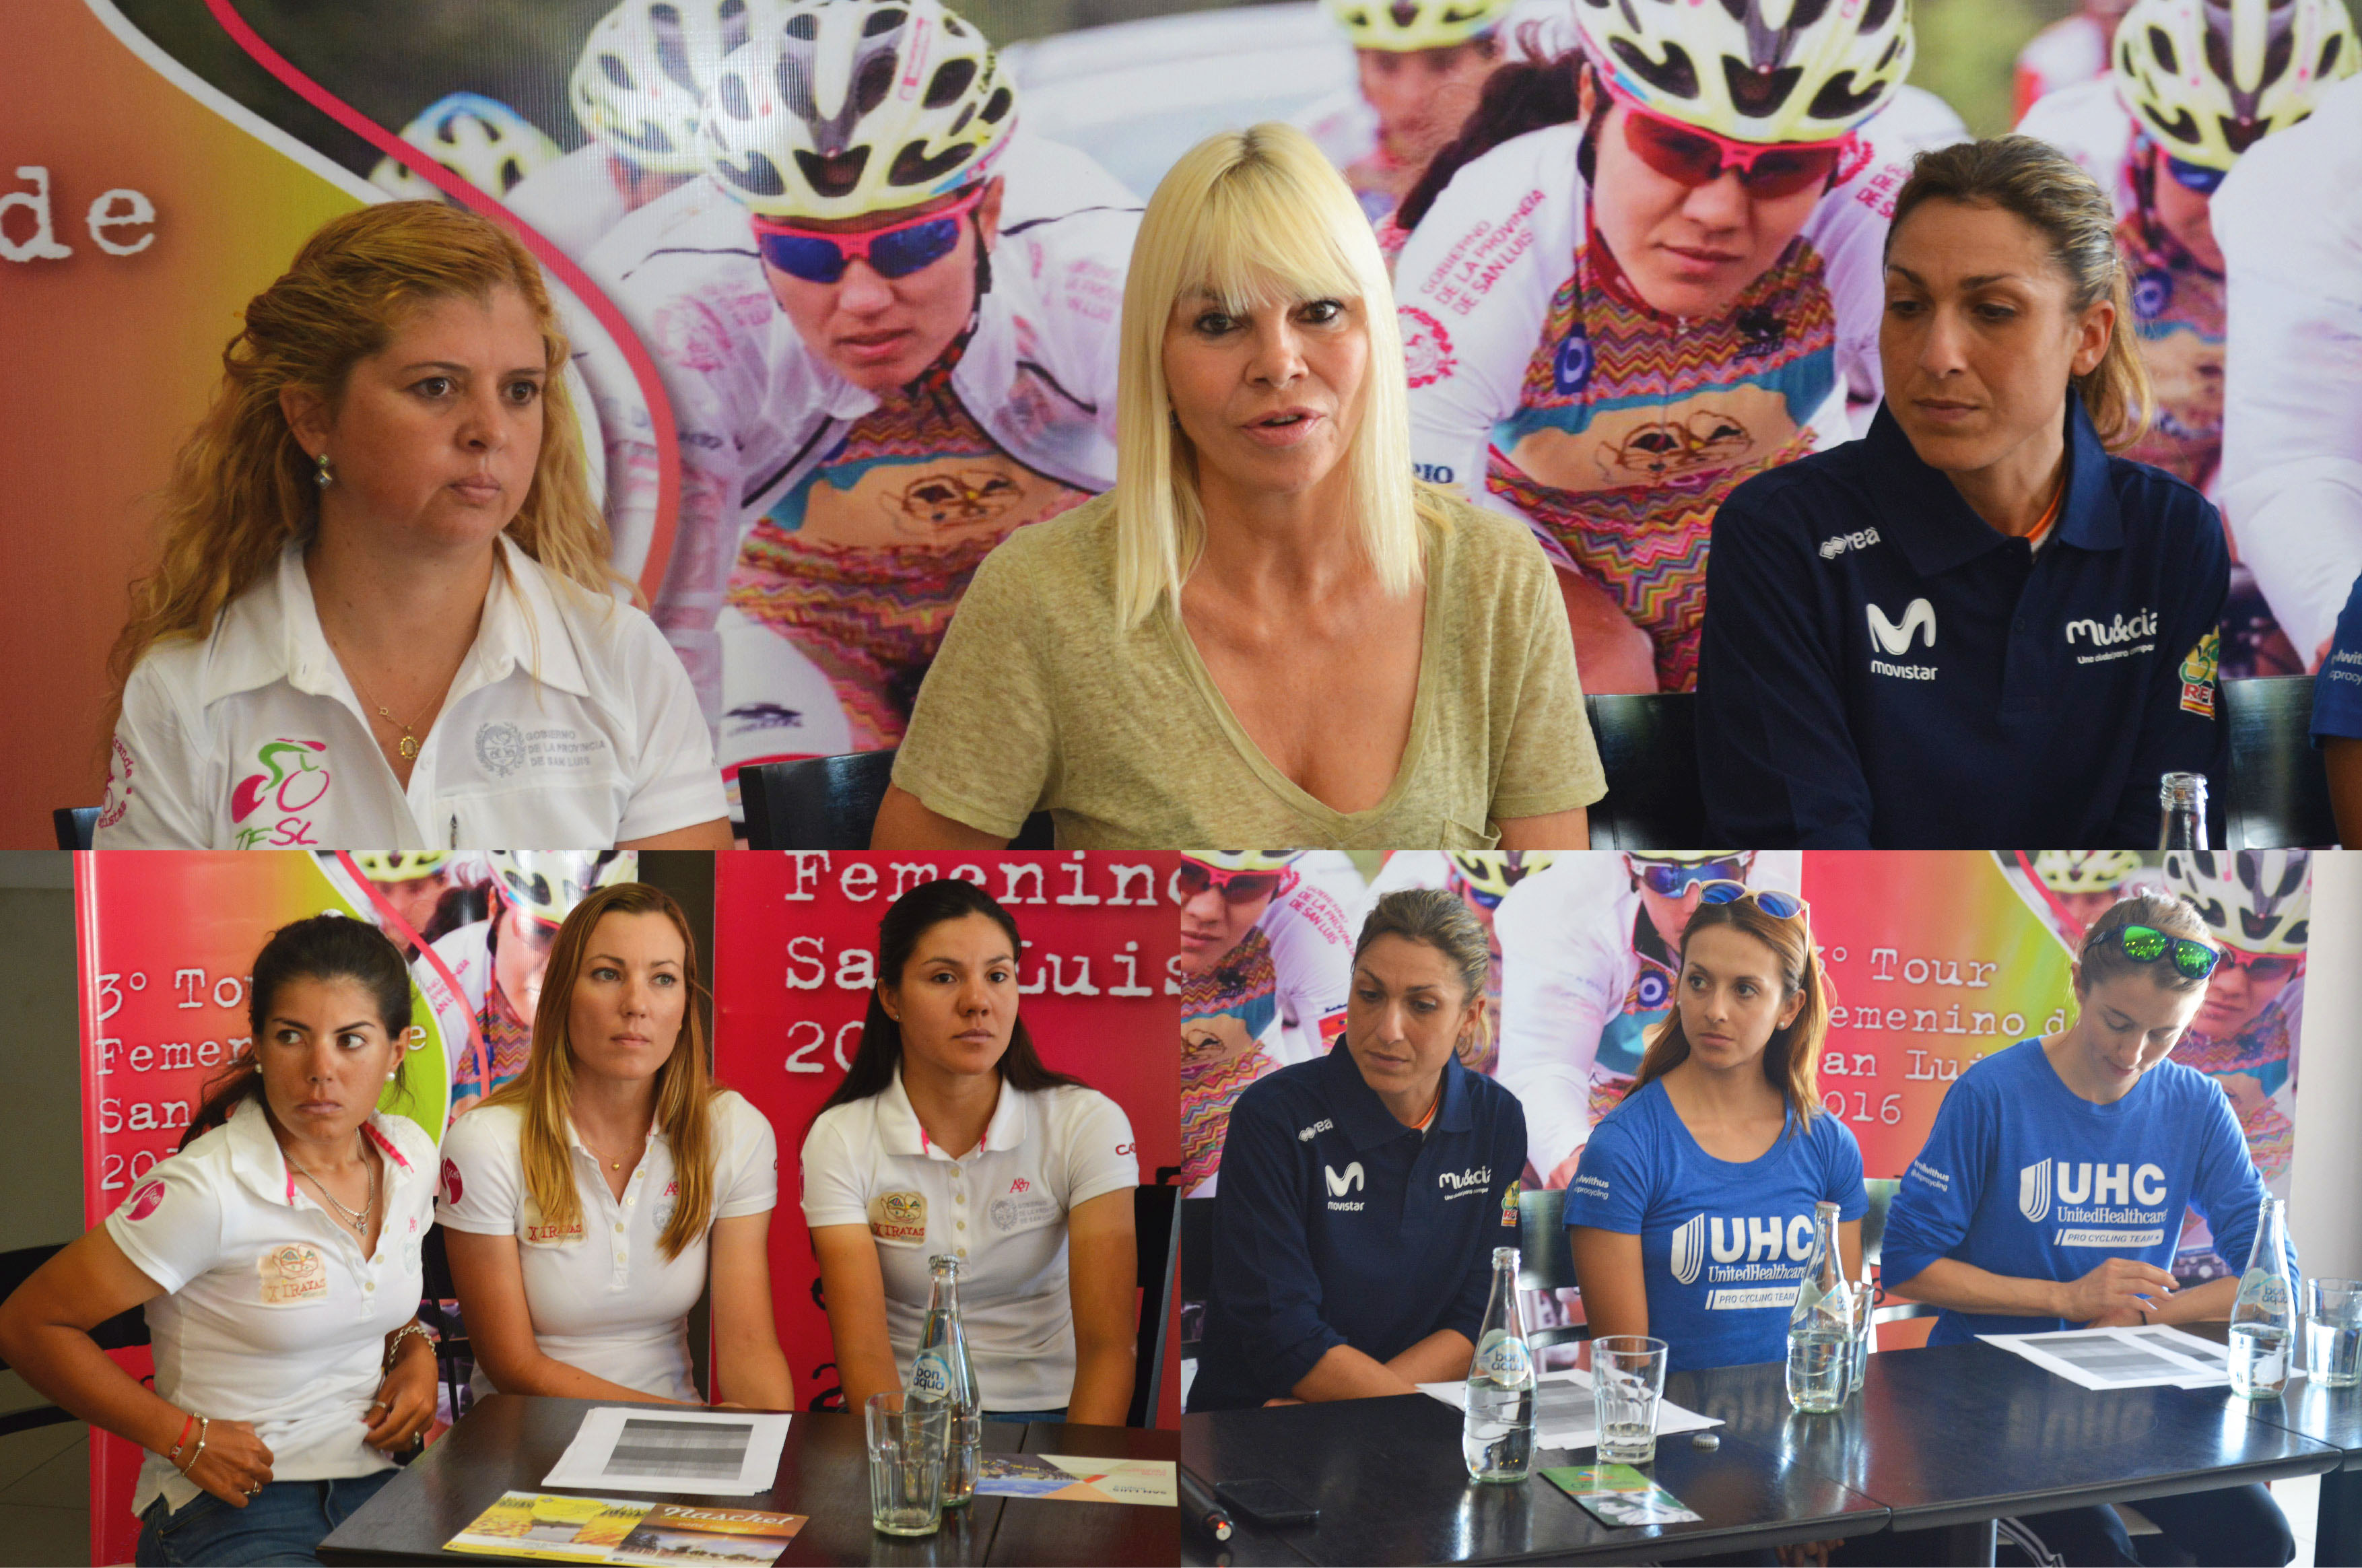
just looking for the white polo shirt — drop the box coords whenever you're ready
[95,535,726,850]
[103,1098,437,1518]
[801,1071,1139,1412]
[435,1091,777,1402]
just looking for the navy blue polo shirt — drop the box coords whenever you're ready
[2309,571,2362,745]
[1695,397,2227,847]
[1187,1044,1526,1412]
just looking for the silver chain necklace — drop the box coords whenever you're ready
[284,1140,380,1233]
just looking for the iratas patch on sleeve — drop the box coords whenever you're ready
[258,1243,328,1305]
[869,1190,927,1242]
[2180,630,2220,718]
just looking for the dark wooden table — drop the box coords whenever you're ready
[1181,1390,1889,1565]
[1668,1338,2342,1565]
[316,1395,1176,1567]
[2174,1321,2362,1567]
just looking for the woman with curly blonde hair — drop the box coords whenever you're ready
[96,201,728,850]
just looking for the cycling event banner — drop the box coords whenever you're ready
[1184,850,2308,1278]
[711,850,1183,1427]
[74,850,461,1567]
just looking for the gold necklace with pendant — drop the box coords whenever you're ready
[343,663,456,762]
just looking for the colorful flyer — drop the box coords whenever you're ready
[974,1454,1179,1506]
[1541,1465,1704,1529]
[604,1503,809,1566]
[444,1492,654,1561]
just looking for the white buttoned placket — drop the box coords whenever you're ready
[285,1180,387,1322]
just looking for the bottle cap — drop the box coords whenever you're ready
[1691,1433,1720,1450]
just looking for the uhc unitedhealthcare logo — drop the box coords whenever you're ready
[1671,1214,1707,1285]
[2020,1159,2052,1223]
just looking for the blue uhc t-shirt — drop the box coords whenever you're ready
[1566,1080,1866,1374]
[2309,570,2362,745]
[1883,1039,2280,1345]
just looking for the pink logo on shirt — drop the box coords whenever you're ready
[1008,1178,1030,1194]
[125,1181,166,1221]
[229,737,331,849]
[440,1157,463,1205]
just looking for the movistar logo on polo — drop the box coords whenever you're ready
[2064,607,2159,665]
[1671,1212,1817,1308]
[1297,1119,1334,1143]
[1324,1161,1365,1211]
[1819,526,1881,559]
[2019,1159,2168,1246]
[1438,1165,1491,1200]
[1868,599,1937,680]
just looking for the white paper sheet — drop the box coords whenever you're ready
[1418,1368,1723,1451]
[541,1408,792,1497]
[1977,1324,2245,1391]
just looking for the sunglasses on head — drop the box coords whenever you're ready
[1615,98,1852,199]
[1697,879,1809,921]
[1178,860,1283,905]
[751,184,986,285]
[2116,924,2221,980]
[1633,857,1751,896]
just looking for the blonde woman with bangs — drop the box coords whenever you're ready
[878,123,1604,850]
[96,201,729,851]
[438,882,792,1409]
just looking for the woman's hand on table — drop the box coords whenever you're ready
[2060,1258,2175,1325]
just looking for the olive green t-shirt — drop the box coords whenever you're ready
[892,490,1605,848]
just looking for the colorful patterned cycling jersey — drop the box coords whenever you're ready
[1485,223,1837,690]
[2169,982,2301,1282]
[2117,187,2225,494]
[724,357,1091,749]
[1180,929,1283,1196]
[475,984,533,1101]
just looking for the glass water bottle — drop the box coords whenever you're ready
[912,1255,982,1505]
[1786,1202,1854,1414]
[1462,1246,1536,1483]
[2231,1196,2299,1400]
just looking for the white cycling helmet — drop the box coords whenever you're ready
[490,851,635,928]
[2113,0,2357,171]
[2032,850,2142,893]
[700,0,1016,223]
[1327,0,1514,53]
[573,0,770,176]
[1574,0,1915,143]
[1186,852,1304,873]
[2161,849,2311,954]
[370,92,563,201]
[351,851,452,883]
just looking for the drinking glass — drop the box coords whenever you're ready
[1846,1278,1875,1397]
[1592,1335,1669,1465]
[2306,1279,2362,1389]
[866,1391,947,1536]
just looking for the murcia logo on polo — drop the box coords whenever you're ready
[1438,1166,1491,1200]
[2064,609,2157,648]
[1297,1119,1334,1143]
[1868,599,1938,681]
[475,722,526,777]
[1324,1163,1365,1196]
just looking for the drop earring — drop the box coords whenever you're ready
[314,452,334,488]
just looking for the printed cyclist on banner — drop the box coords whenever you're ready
[1393,0,1918,697]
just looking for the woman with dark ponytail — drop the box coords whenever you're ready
[802,880,1139,1423]
[1395,1,1916,697]
[0,916,438,1565]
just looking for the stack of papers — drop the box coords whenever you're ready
[542,1408,793,1497]
[1978,1324,2239,1390]
[1417,1369,1724,1451]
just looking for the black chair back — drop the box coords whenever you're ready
[1585,693,1706,849]
[2223,676,2337,848]
[740,751,1057,850]
[418,1225,476,1418]
[53,807,97,850]
[1128,1184,1179,1429]
[0,1242,149,1438]
[1514,1187,1589,1353]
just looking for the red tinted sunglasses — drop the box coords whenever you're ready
[1178,860,1284,905]
[1617,100,1852,199]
